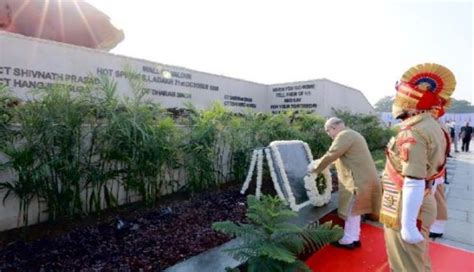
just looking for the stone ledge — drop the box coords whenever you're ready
[165,192,339,272]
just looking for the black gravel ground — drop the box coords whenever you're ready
[0,185,247,271]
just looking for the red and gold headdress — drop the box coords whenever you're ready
[393,63,456,119]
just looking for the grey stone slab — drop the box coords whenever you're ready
[455,160,473,165]
[289,193,339,227]
[447,188,474,200]
[446,197,474,212]
[469,212,474,224]
[440,152,474,251]
[432,238,474,253]
[448,173,474,184]
[451,168,471,174]
[447,184,470,191]
[451,172,474,178]
[165,238,242,272]
[456,170,474,176]
[444,219,474,245]
[447,209,468,221]
[269,142,313,205]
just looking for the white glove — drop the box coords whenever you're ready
[401,177,425,244]
[431,176,444,195]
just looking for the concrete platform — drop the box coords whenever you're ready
[432,150,474,252]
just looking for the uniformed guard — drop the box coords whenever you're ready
[380,63,455,271]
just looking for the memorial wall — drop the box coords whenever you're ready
[1,32,375,116]
[0,32,267,113]
[269,79,375,116]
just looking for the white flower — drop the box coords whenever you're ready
[255,149,263,199]
[270,142,298,211]
[265,147,286,201]
[241,141,331,211]
[307,161,316,173]
[241,149,258,194]
[304,159,332,207]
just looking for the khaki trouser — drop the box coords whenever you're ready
[384,194,436,272]
[434,184,448,220]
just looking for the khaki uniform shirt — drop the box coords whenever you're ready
[380,112,447,228]
[314,128,381,219]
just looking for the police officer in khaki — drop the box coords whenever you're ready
[307,117,381,249]
[380,63,455,271]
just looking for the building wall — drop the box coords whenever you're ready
[268,79,375,116]
[0,32,268,113]
[1,32,374,115]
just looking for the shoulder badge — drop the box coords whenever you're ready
[396,134,417,162]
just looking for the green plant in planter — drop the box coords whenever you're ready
[213,195,343,272]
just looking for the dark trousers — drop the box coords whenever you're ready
[462,137,471,152]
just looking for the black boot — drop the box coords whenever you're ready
[331,240,361,250]
[429,232,443,238]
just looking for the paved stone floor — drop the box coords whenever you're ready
[433,149,474,252]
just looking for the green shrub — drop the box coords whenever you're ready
[371,149,386,172]
[0,77,181,224]
[288,111,331,158]
[213,195,343,272]
[0,76,394,227]
[334,109,394,151]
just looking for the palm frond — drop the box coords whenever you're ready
[213,194,343,271]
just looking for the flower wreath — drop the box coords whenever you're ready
[241,141,332,210]
[304,159,332,207]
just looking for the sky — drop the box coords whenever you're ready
[86,0,473,105]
